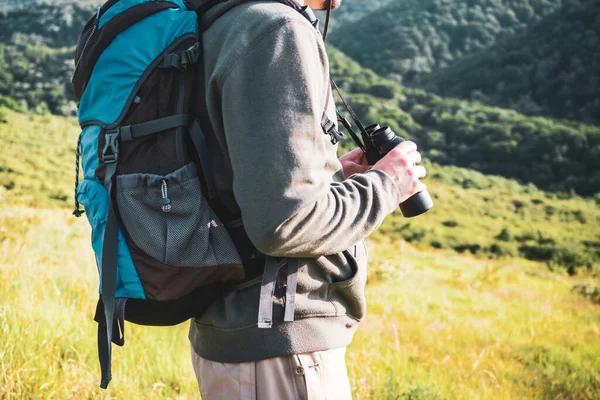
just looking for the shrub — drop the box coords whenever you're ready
[550,248,592,275]
[430,240,443,249]
[403,228,426,243]
[513,199,525,211]
[366,84,396,99]
[489,242,516,258]
[518,244,555,262]
[496,227,512,242]
[572,210,586,224]
[454,243,482,255]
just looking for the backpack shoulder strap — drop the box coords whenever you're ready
[188,0,319,331]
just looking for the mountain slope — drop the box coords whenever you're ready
[0,2,93,48]
[1,1,599,196]
[314,0,395,28]
[0,2,93,114]
[0,0,100,11]
[2,108,598,272]
[418,0,600,125]
[329,0,576,84]
[327,47,600,196]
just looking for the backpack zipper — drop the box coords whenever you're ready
[161,180,172,213]
[74,7,101,73]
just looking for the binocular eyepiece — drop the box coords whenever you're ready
[364,124,433,218]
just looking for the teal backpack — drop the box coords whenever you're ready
[72,0,329,388]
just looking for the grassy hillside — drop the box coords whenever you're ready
[0,110,77,208]
[2,109,598,273]
[418,0,600,125]
[327,47,600,197]
[1,206,599,399]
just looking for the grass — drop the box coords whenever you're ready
[1,207,599,399]
[1,108,600,399]
[373,163,600,274]
[0,109,77,208]
[2,108,599,272]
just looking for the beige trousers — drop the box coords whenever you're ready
[191,346,352,400]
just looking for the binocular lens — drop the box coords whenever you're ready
[370,126,405,154]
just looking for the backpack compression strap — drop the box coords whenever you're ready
[98,113,212,389]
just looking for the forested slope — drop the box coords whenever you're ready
[329,0,577,84]
[315,0,394,27]
[418,0,600,124]
[1,1,599,196]
[327,47,600,196]
[0,3,92,114]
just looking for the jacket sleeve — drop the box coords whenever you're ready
[219,18,401,258]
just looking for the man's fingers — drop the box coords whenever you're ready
[413,180,427,194]
[394,141,417,155]
[413,165,427,179]
[341,147,367,165]
[407,151,422,166]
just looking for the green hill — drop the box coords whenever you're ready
[0,3,94,115]
[418,0,600,125]
[0,0,101,11]
[2,108,598,273]
[0,2,92,48]
[329,0,578,85]
[1,2,599,196]
[327,47,600,197]
[315,0,395,28]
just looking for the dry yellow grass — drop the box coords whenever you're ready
[1,207,599,399]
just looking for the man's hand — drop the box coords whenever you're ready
[372,141,427,203]
[339,147,370,179]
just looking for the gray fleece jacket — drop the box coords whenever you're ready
[189,0,401,362]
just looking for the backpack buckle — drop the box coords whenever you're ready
[102,130,120,164]
[186,42,200,65]
[321,112,344,145]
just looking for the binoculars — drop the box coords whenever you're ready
[363,124,434,218]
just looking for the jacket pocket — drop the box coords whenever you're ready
[116,162,241,267]
[327,243,368,320]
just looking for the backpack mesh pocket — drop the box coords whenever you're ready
[116,163,241,267]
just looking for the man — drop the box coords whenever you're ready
[189,0,427,398]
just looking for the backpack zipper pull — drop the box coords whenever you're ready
[74,7,100,73]
[161,180,171,213]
